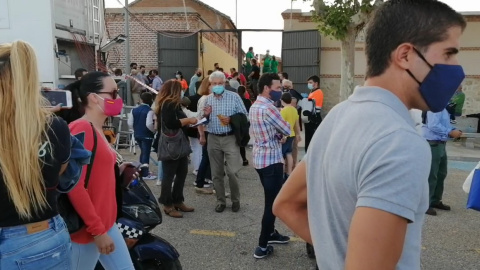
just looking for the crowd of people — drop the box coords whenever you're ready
[0,0,472,269]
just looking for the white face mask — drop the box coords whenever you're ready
[176,75,181,79]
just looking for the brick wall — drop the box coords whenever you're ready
[105,0,238,71]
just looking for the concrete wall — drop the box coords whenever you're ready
[0,0,56,86]
[200,34,238,73]
[105,0,239,73]
[282,10,480,115]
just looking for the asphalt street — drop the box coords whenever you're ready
[120,148,480,270]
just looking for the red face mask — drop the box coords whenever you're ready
[95,94,123,116]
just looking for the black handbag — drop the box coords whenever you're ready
[157,102,192,161]
[58,122,98,234]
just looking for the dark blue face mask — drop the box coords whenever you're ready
[270,89,282,102]
[407,47,465,113]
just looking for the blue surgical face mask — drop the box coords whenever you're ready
[270,89,282,102]
[307,83,314,90]
[407,47,465,113]
[212,85,225,95]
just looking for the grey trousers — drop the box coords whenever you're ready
[207,134,241,205]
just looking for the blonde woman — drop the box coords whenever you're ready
[0,41,72,269]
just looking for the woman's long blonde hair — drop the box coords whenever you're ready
[0,41,52,218]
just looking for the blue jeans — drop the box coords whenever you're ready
[195,134,211,188]
[0,215,72,270]
[255,163,285,247]
[136,137,153,177]
[70,225,134,270]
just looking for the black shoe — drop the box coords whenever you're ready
[268,230,290,244]
[215,204,226,213]
[253,245,274,259]
[432,202,451,211]
[232,202,240,212]
[426,207,437,216]
[243,160,249,166]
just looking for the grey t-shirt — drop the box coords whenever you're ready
[306,86,431,270]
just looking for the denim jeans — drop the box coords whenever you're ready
[255,163,285,247]
[71,225,134,270]
[136,137,153,177]
[196,135,212,188]
[0,215,72,270]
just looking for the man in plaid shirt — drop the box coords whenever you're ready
[249,73,291,259]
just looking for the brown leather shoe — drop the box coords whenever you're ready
[174,203,195,212]
[164,206,183,218]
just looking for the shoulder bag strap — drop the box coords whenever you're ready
[84,122,98,189]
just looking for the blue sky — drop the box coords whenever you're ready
[105,0,480,56]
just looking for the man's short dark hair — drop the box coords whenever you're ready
[207,70,213,75]
[251,59,257,65]
[365,0,466,78]
[74,68,87,80]
[249,47,253,51]
[281,72,288,79]
[139,65,145,69]
[258,73,280,94]
[281,92,292,104]
[219,67,224,72]
[307,75,320,84]
[237,85,246,96]
[114,68,122,76]
[130,62,137,68]
[151,69,159,76]
[141,92,153,104]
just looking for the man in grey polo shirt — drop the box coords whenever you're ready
[273,1,466,269]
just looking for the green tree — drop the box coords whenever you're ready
[295,0,383,100]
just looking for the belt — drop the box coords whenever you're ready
[427,140,446,145]
[210,131,234,137]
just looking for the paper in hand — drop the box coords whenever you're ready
[190,117,208,127]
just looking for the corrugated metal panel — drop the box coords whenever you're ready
[281,30,321,94]
[158,33,198,81]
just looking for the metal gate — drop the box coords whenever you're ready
[281,30,321,94]
[157,33,198,82]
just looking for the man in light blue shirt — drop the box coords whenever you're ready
[189,68,202,96]
[422,109,462,215]
[151,69,163,92]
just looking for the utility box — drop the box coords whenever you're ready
[0,0,104,88]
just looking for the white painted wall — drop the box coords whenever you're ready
[0,0,57,86]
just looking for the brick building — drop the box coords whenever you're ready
[105,0,240,80]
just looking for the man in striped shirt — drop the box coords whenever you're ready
[249,73,291,259]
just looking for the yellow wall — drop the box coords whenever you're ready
[198,36,238,74]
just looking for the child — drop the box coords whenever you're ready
[280,92,301,179]
[128,92,156,180]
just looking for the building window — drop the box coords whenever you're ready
[92,0,100,43]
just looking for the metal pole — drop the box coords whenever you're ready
[235,0,238,27]
[290,0,293,30]
[125,0,131,105]
[237,30,242,72]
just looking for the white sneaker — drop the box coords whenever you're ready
[192,181,210,188]
[143,175,157,180]
[205,179,213,184]
[192,170,198,176]
[156,179,162,186]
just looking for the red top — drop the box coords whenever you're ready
[239,73,247,86]
[68,119,117,244]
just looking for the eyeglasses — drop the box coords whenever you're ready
[98,89,119,99]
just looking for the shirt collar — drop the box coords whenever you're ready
[349,86,415,128]
[257,96,273,104]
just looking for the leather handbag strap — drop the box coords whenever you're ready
[84,122,98,189]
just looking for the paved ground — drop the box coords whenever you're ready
[120,142,480,270]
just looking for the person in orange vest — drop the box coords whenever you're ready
[304,75,323,152]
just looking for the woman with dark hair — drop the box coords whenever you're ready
[237,86,252,166]
[68,72,134,269]
[175,71,189,91]
[155,80,198,218]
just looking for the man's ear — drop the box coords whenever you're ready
[393,43,415,70]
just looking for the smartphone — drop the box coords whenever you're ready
[41,90,73,108]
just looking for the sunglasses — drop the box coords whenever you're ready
[98,89,119,99]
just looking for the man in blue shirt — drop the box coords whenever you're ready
[422,109,462,215]
[189,68,202,96]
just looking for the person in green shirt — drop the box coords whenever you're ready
[262,50,272,73]
[271,56,279,74]
[245,47,254,77]
[448,85,465,123]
